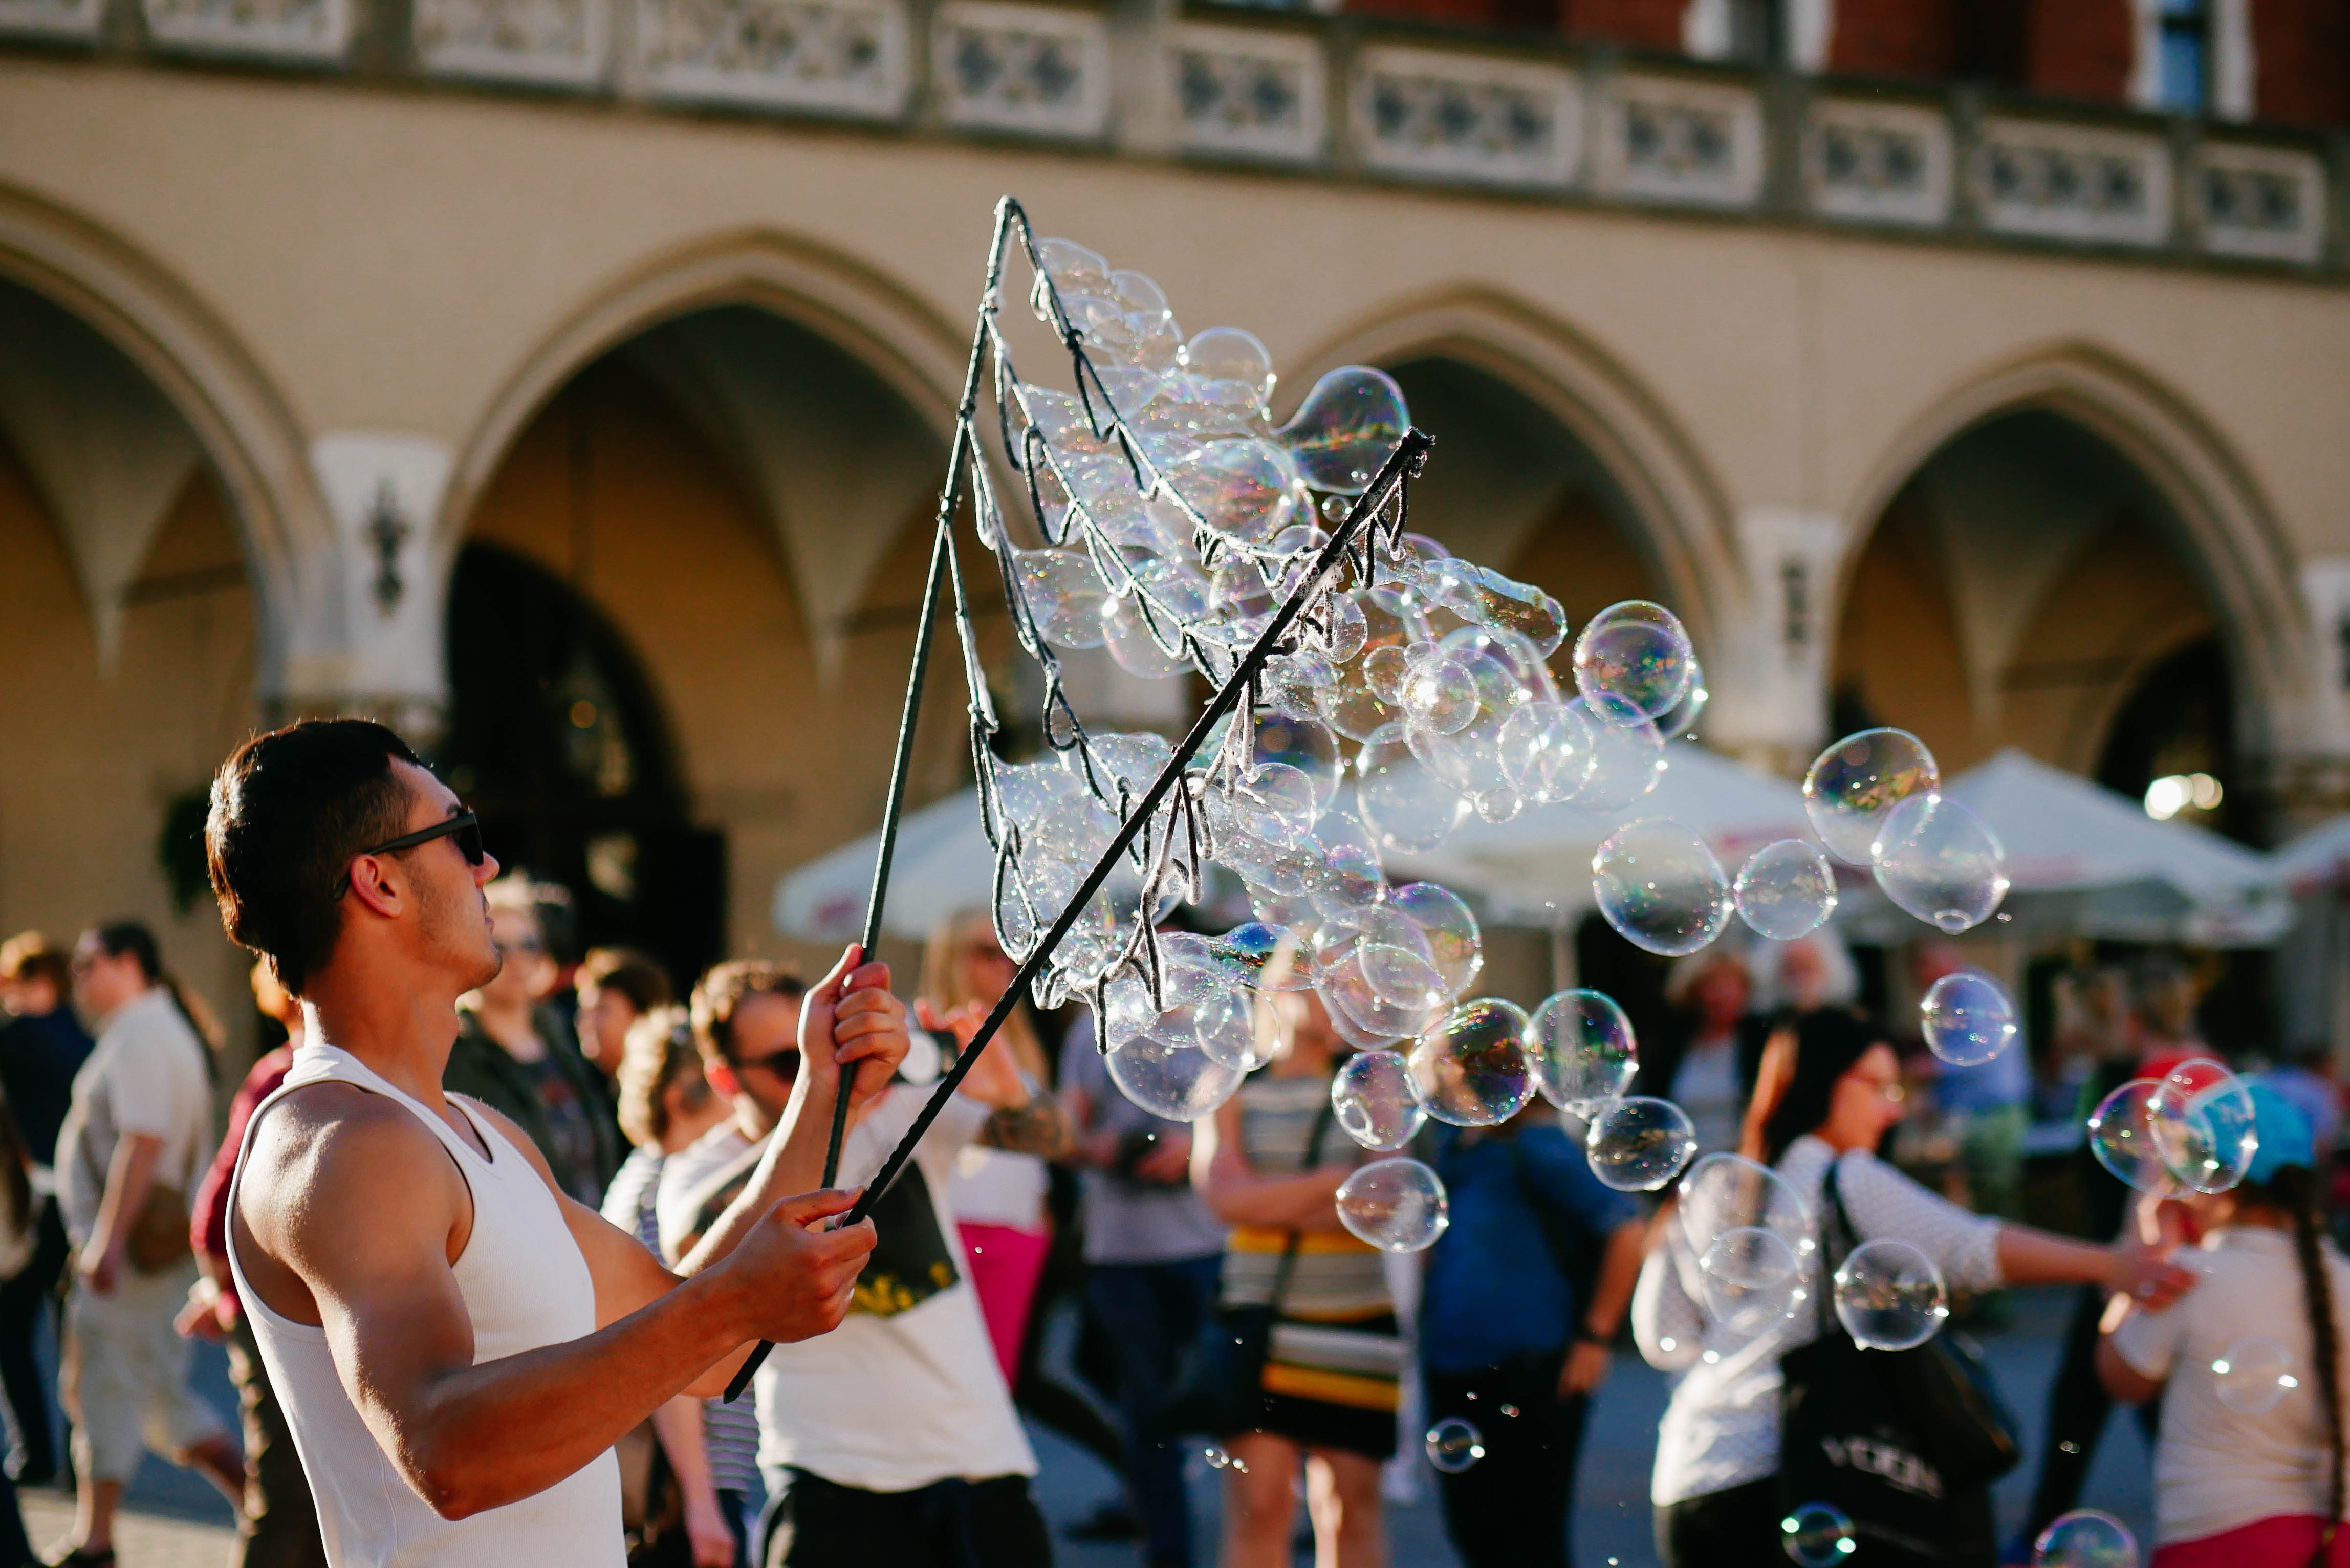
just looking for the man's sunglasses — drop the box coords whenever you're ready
[334,812,485,898]
[729,1047,800,1083]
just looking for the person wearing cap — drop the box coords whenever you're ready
[2099,1081,2350,1567]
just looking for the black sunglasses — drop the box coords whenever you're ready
[334,811,484,898]
[729,1047,800,1083]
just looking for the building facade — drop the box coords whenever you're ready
[4,0,2349,1009]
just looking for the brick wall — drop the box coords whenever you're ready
[2251,0,2350,125]
[2024,0,2135,101]
[1829,0,1960,77]
[1564,0,1687,49]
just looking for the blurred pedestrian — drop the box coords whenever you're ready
[0,1077,43,1568]
[2265,1046,2344,1159]
[1636,1009,2199,1568]
[2099,1083,2350,1566]
[1646,949,1759,1158]
[179,959,324,1568]
[445,877,622,1204]
[605,1006,755,1568]
[0,931,90,1485]
[1421,1100,1646,1568]
[1061,1002,1228,1567]
[1911,944,2031,1222]
[578,947,673,1090]
[1195,972,1395,1568]
[56,921,241,1565]
[2132,957,2214,1080]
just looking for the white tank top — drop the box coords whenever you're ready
[226,1041,624,1567]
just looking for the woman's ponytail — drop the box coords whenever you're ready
[2279,1163,2345,1544]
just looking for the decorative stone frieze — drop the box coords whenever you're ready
[1974,119,2171,247]
[1164,23,1323,163]
[2195,142,2326,264]
[638,0,910,118]
[414,0,609,86]
[1351,45,1580,190]
[1594,72,1763,208]
[933,2,1109,138]
[143,0,351,60]
[1804,99,1951,227]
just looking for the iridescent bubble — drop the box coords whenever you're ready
[1316,948,1439,1049]
[1452,568,1569,658]
[1733,840,1839,941]
[1274,366,1408,494]
[1363,644,1412,702]
[2087,1080,2180,1197]
[1832,1238,1949,1351]
[1921,971,2018,1067]
[2147,1058,2258,1195]
[1573,601,1694,721]
[1180,326,1276,410]
[1225,762,1318,847]
[1585,1097,1699,1191]
[1387,882,1483,996]
[1803,728,1940,866]
[1034,237,1111,309]
[1678,1153,1814,1276]
[2212,1336,2298,1415]
[1303,811,1387,917]
[1423,1417,1485,1474]
[1014,547,1108,649]
[1335,1157,1450,1252]
[1658,658,1710,741]
[1201,1444,1250,1475]
[1871,793,2008,934]
[1407,999,1535,1127]
[1330,1049,1426,1151]
[1209,922,1313,993]
[1357,723,1468,855]
[1316,592,1427,740]
[1700,1226,1805,1338]
[1527,989,1637,1114]
[1089,730,1177,798]
[1101,592,1192,678]
[1781,1502,1856,1566]
[1497,700,1598,805]
[1402,656,1481,734]
[1593,819,1734,957]
[1566,694,1666,811]
[1251,710,1342,808]
[2032,1509,2138,1568]
[1168,438,1300,546]
[1359,943,1451,1013]
[1103,1026,1246,1121]
[1316,591,1368,662]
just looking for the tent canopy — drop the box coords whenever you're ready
[2278,814,2350,894]
[773,789,997,944]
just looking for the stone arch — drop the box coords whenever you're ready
[1837,341,2311,763]
[0,181,325,692]
[1287,286,1742,651]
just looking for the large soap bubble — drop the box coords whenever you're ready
[1103,1029,1247,1122]
[1699,1226,1806,1338]
[2211,1335,2298,1414]
[1572,600,1694,721]
[1832,1238,1949,1351]
[1387,882,1482,996]
[1678,1152,1814,1267]
[1356,724,1468,855]
[1407,999,1535,1127]
[1566,693,1665,810]
[1920,971,2018,1067]
[1733,839,1839,941]
[2147,1058,2258,1194]
[1593,819,1733,957]
[1275,366,1407,494]
[1804,728,1939,866]
[1423,1417,1484,1474]
[1330,1048,1426,1151]
[2087,1079,2179,1197]
[1527,989,1636,1114]
[1584,1096,1698,1191]
[2032,1509,2138,1568]
[1497,699,1598,804]
[1870,793,2008,934]
[1781,1502,1856,1566]
[1335,1157,1449,1252]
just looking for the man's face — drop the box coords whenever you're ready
[70,935,145,1021]
[576,983,637,1074]
[475,907,554,1009]
[380,760,501,994]
[722,990,802,1132]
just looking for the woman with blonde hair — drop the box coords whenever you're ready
[1194,958,1394,1568]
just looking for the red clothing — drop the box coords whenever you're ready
[190,1044,295,1320]
[2151,1515,2350,1567]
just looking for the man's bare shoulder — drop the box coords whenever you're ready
[242,1081,467,1243]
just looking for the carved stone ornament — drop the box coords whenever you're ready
[1165,23,1324,163]
[143,0,351,59]
[1804,99,1951,227]
[1975,119,2171,247]
[415,0,608,85]
[1352,45,1580,190]
[1595,73,1763,208]
[2195,142,2325,264]
[933,2,1109,138]
[638,0,911,118]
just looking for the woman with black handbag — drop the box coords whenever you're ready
[1191,979,1397,1568]
[1633,1008,2200,1566]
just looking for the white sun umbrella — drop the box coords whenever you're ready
[1838,749,2290,947]
[772,788,995,944]
[1384,741,1815,926]
[2277,814,2350,895]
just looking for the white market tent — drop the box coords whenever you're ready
[2278,814,2350,894]
[1835,748,2291,947]
[773,789,997,944]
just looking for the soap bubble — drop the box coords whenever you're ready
[1014,547,1108,648]
[1388,882,1483,996]
[1804,728,1940,866]
[1733,840,1839,941]
[1452,569,1569,658]
[1423,1417,1485,1474]
[1528,989,1637,1113]
[1573,601,1695,721]
[1566,694,1666,811]
[1335,1157,1449,1252]
[1593,819,1734,957]
[1359,943,1451,1012]
[1658,658,1709,741]
[1921,971,2017,1067]
[1871,793,2008,934]
[1169,438,1299,546]
[2032,1509,2137,1568]
[1036,236,1112,298]
[1781,1502,1856,1566]
[1303,811,1386,916]
[2087,1080,2181,1197]
[1585,1097,1698,1191]
[1101,592,1193,677]
[2147,1058,2258,1194]
[1363,644,1412,702]
[1700,1226,1806,1337]
[1316,949,1440,1049]
[1497,700,1598,804]
[1252,710,1342,809]
[1402,655,1481,734]
[1357,724,1467,855]
[1222,763,1319,848]
[1407,999,1535,1127]
[1181,326,1275,408]
[1103,1027,1247,1122]
[1678,1152,1814,1267]
[2211,1336,2298,1414]
[1275,366,1408,494]
[1331,1049,1426,1151]
[1832,1238,1949,1351]
[1201,1444,1249,1474]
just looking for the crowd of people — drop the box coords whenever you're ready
[0,718,2344,1568]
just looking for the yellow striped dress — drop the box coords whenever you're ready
[1219,1071,1402,1459]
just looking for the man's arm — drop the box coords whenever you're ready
[238,1088,875,1519]
[81,1131,162,1294]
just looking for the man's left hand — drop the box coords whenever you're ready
[800,945,911,1113]
[1558,1339,1611,1398]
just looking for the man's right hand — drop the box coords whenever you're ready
[721,1188,877,1345]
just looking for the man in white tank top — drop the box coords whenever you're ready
[200,720,911,1565]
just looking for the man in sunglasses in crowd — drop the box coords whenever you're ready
[202,718,908,1565]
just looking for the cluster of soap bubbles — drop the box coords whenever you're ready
[2033,1510,2138,1568]
[2088,1057,2262,1197]
[1803,728,2009,936]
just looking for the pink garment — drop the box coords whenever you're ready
[956,1220,1051,1386]
[2152,1515,2350,1568]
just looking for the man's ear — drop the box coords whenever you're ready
[344,853,406,921]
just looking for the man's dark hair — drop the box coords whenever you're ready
[689,961,806,1063]
[91,921,162,982]
[206,720,424,996]
[581,947,673,1015]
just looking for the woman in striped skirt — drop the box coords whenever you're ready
[1195,981,1398,1568]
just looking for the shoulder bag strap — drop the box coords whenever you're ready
[1267,1093,1341,1317]
[1815,1156,1859,1340]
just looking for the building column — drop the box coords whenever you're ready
[1699,505,1846,776]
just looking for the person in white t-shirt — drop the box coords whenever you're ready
[2100,1081,2350,1568]
[658,960,1057,1568]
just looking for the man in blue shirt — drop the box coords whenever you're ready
[1421,1101,1646,1568]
